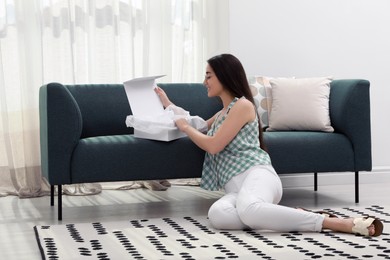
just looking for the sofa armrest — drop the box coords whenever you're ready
[39,83,83,184]
[329,79,371,171]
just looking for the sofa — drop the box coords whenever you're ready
[39,79,371,220]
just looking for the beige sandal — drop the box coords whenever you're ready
[352,216,384,237]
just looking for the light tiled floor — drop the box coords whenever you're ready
[1,174,389,260]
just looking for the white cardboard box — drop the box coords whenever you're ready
[123,75,187,141]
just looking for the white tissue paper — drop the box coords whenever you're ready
[126,104,208,141]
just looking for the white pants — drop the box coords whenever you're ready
[208,165,324,232]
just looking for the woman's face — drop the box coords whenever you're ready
[203,64,224,97]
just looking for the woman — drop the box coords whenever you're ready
[155,53,383,236]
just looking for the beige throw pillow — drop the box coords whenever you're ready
[267,77,334,132]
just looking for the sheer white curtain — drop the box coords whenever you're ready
[0,0,229,197]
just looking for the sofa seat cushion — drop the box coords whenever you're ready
[71,135,205,184]
[264,131,355,174]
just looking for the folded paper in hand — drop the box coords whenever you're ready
[124,76,208,141]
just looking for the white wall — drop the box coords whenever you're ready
[229,0,390,169]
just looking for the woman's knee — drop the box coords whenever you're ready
[208,201,244,230]
[208,201,231,229]
[237,200,267,228]
[208,204,223,229]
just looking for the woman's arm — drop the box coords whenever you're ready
[206,112,218,130]
[155,86,218,127]
[175,98,256,155]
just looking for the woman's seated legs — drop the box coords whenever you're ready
[236,166,324,232]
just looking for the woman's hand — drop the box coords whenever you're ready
[154,86,172,108]
[175,118,190,132]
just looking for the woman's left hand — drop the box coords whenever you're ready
[175,118,189,132]
[154,86,172,108]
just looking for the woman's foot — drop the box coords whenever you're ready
[350,217,383,236]
[323,216,383,236]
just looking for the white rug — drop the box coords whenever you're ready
[34,205,390,260]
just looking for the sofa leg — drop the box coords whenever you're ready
[58,185,62,221]
[355,171,359,203]
[314,172,318,191]
[50,185,55,206]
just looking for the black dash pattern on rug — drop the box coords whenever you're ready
[34,205,390,260]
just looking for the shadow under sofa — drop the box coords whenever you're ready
[39,79,372,220]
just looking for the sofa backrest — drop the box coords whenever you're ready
[64,83,221,138]
[64,84,129,138]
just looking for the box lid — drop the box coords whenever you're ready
[123,75,166,117]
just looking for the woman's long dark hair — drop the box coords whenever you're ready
[207,54,267,151]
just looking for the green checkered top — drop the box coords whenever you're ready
[200,97,271,191]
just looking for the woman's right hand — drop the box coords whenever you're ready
[174,118,190,132]
[154,86,172,108]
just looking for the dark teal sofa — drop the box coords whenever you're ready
[39,79,371,220]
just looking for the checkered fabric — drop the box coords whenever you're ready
[201,98,271,191]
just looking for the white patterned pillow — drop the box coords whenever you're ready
[248,76,273,128]
[267,77,334,132]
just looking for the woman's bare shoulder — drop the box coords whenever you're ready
[233,97,254,111]
[229,98,256,121]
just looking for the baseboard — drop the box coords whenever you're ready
[280,166,390,188]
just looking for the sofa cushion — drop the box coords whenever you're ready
[71,135,206,183]
[267,77,334,132]
[264,131,354,174]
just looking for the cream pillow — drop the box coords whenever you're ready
[267,77,334,132]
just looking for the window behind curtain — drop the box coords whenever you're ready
[0,0,228,197]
